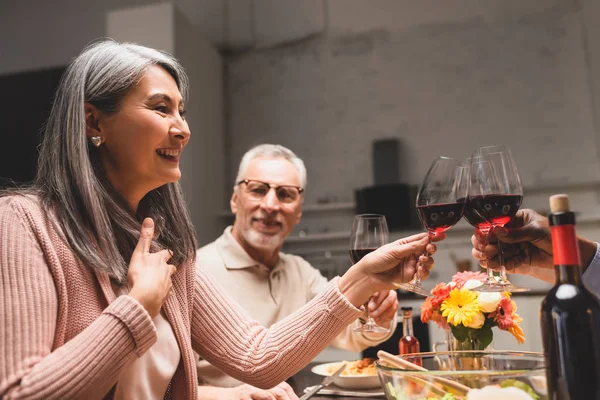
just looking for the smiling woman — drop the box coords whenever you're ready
[86,65,190,211]
[0,39,441,400]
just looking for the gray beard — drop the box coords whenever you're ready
[243,228,285,251]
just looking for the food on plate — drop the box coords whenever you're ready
[326,357,377,376]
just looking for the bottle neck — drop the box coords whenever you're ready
[549,221,583,285]
[403,313,414,337]
[555,264,582,285]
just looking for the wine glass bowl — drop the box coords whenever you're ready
[395,157,467,297]
[416,202,465,236]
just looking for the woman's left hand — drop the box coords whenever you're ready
[367,290,398,326]
[339,232,444,307]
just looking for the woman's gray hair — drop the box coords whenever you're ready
[235,144,307,189]
[23,39,197,283]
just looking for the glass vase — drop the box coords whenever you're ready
[433,327,494,352]
[433,328,495,373]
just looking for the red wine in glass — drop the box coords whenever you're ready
[460,197,492,233]
[416,202,465,235]
[349,248,377,264]
[396,157,467,297]
[469,194,522,227]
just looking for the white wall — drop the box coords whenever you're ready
[226,0,600,207]
[5,0,600,207]
[0,0,226,75]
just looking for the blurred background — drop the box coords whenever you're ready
[3,0,600,355]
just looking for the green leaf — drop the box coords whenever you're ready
[473,326,494,349]
[483,315,496,328]
[450,324,469,342]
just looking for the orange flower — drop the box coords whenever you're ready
[421,297,434,323]
[508,314,525,343]
[431,283,452,309]
[452,271,488,289]
[431,310,450,330]
[491,296,517,330]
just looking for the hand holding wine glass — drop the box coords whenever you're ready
[470,209,555,284]
[349,214,390,333]
[467,145,529,292]
[395,156,467,297]
[339,231,439,309]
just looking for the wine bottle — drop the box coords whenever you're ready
[540,194,600,399]
[398,307,422,366]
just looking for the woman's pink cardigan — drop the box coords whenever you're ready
[0,195,361,399]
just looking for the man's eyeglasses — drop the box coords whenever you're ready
[237,179,304,204]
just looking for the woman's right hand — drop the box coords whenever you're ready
[338,232,442,307]
[127,218,176,318]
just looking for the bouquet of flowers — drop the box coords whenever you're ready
[420,271,525,349]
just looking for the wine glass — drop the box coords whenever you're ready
[395,157,467,297]
[349,214,390,333]
[462,156,498,288]
[469,145,529,292]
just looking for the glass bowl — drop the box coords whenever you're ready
[376,351,547,400]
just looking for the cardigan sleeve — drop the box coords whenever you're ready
[0,198,157,399]
[191,270,362,389]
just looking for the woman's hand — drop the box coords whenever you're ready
[338,232,442,307]
[127,218,176,318]
[232,382,298,400]
[368,290,398,327]
[197,382,299,400]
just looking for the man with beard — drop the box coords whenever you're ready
[195,144,399,399]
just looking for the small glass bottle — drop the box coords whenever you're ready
[398,307,422,366]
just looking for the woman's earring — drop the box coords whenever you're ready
[90,136,102,147]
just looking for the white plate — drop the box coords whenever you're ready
[311,361,381,390]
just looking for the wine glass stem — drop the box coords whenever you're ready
[497,240,509,283]
[413,233,433,283]
[482,229,495,281]
[364,299,374,325]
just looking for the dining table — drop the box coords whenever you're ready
[287,361,385,399]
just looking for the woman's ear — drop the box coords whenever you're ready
[84,102,102,139]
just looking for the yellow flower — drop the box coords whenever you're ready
[440,288,481,327]
[465,311,485,329]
